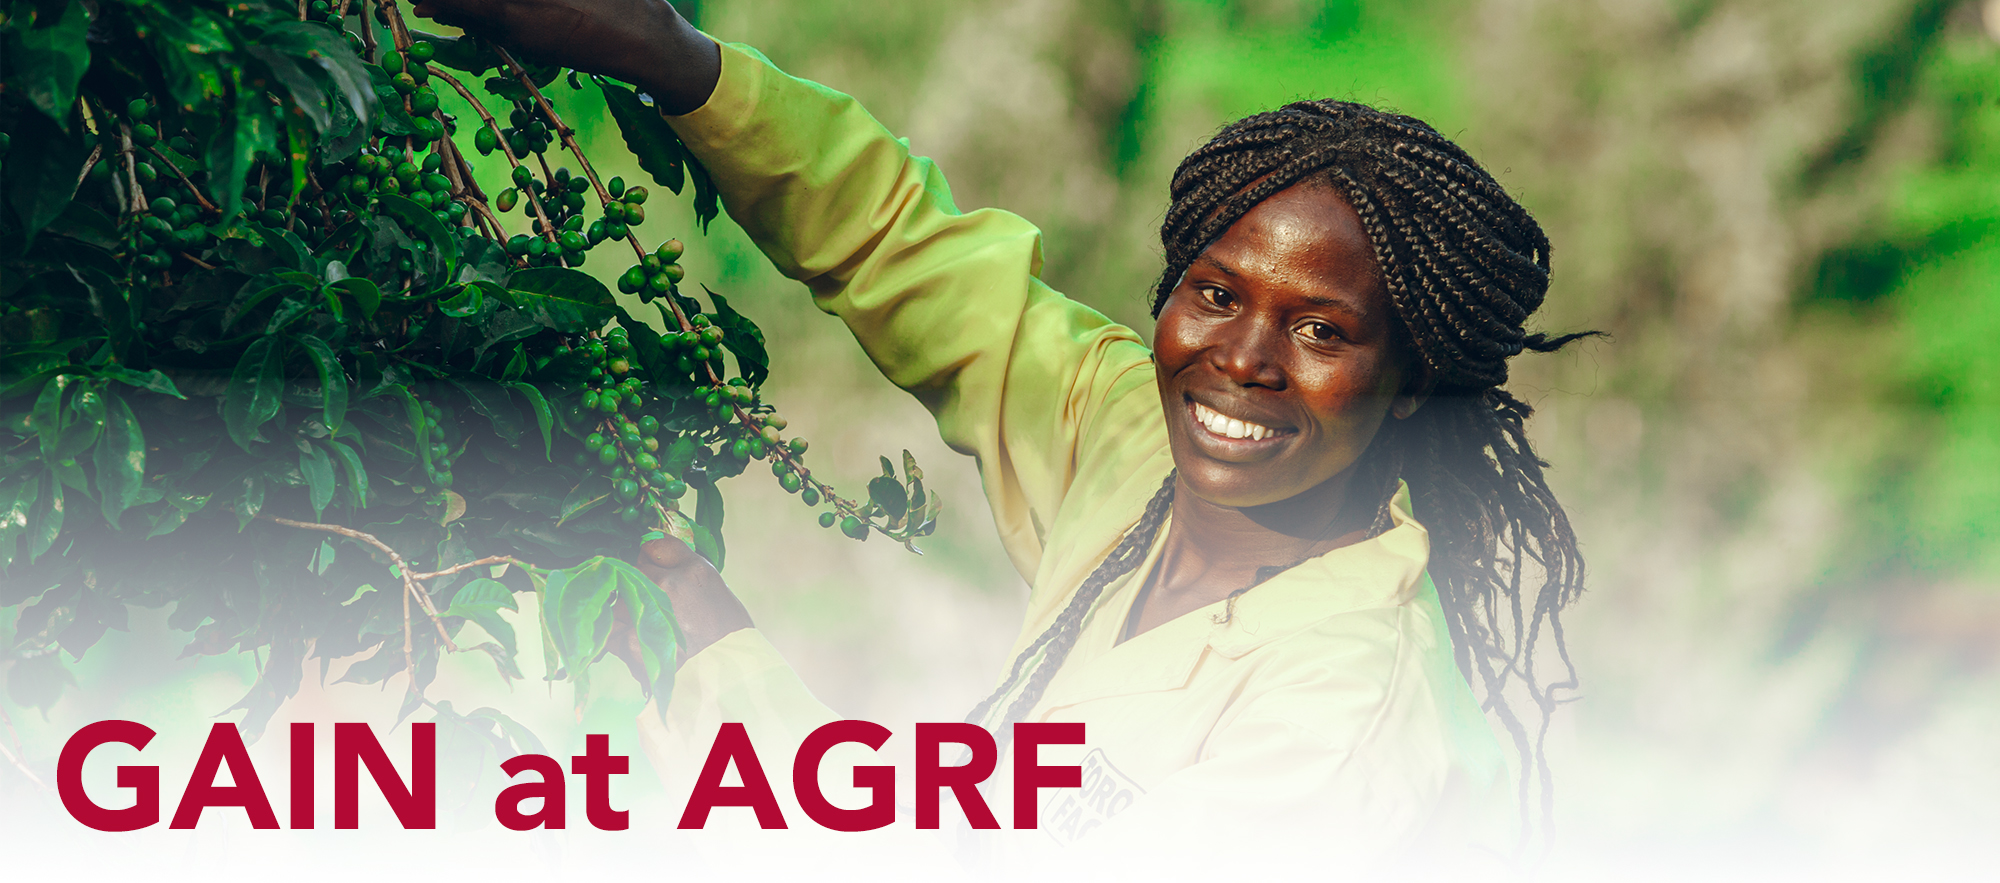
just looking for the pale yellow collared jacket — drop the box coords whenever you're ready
[636,39,1512,877]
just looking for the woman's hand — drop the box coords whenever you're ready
[631,535,753,666]
[409,0,720,113]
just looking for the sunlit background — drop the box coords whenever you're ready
[5,0,1998,878]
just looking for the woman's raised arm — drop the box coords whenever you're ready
[664,43,1165,580]
[414,3,1166,578]
[410,0,719,113]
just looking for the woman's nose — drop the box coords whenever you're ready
[1207,317,1287,389]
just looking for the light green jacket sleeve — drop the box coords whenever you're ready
[664,41,1164,581]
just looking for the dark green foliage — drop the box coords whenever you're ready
[0,0,930,738]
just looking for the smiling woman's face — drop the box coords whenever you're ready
[1152,182,1424,510]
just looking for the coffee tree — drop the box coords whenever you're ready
[0,0,938,752]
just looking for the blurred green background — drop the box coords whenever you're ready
[6,0,1999,874]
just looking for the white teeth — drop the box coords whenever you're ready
[1192,402,1276,441]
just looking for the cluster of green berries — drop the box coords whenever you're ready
[301,6,449,149]
[106,99,218,272]
[307,1,352,36]
[473,104,559,162]
[650,309,723,378]
[416,397,458,488]
[616,237,686,303]
[495,168,649,269]
[324,149,466,227]
[376,40,448,145]
[565,326,690,525]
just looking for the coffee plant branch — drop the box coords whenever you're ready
[424,64,558,243]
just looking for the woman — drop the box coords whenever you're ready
[420,0,1589,871]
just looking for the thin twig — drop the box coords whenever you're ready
[433,125,472,227]
[402,568,413,678]
[260,514,458,652]
[404,555,537,583]
[378,0,413,48]
[0,697,49,795]
[75,144,102,189]
[147,145,219,213]
[359,0,379,63]
[119,124,146,214]
[0,738,51,796]
[178,252,217,270]
[496,47,648,265]
[426,63,557,241]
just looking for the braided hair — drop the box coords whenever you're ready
[967,99,1592,847]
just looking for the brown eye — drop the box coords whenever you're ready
[1200,286,1235,309]
[1302,321,1336,341]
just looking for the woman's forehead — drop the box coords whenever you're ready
[1200,184,1385,309]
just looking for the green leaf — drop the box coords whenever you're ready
[613,559,682,720]
[29,475,65,563]
[868,474,909,520]
[223,337,285,451]
[439,285,484,318]
[6,653,75,714]
[503,382,554,460]
[538,562,612,711]
[0,476,38,570]
[92,394,145,528]
[500,269,618,333]
[694,481,725,570]
[375,194,459,284]
[32,374,74,462]
[5,0,91,124]
[331,277,383,320]
[72,266,137,363]
[557,475,611,526]
[688,151,720,233]
[210,69,281,220]
[455,236,512,287]
[326,439,370,507]
[443,578,520,679]
[595,77,685,195]
[450,379,522,443]
[466,707,546,755]
[45,200,119,249]
[235,473,266,531]
[413,31,502,76]
[138,8,229,113]
[481,75,531,104]
[248,41,337,135]
[385,385,437,482]
[300,444,336,518]
[541,557,677,715]
[501,346,528,382]
[3,110,88,237]
[250,23,374,138]
[101,366,185,399]
[707,289,770,387]
[293,334,350,432]
[312,539,337,576]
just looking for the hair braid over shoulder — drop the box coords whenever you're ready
[971,99,1593,850]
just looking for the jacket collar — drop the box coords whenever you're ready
[1033,483,1430,715]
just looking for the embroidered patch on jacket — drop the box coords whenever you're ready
[1041,748,1145,847]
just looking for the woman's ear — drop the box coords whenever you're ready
[1391,359,1434,420]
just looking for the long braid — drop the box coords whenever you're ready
[1148,99,1596,852]
[963,473,1178,748]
